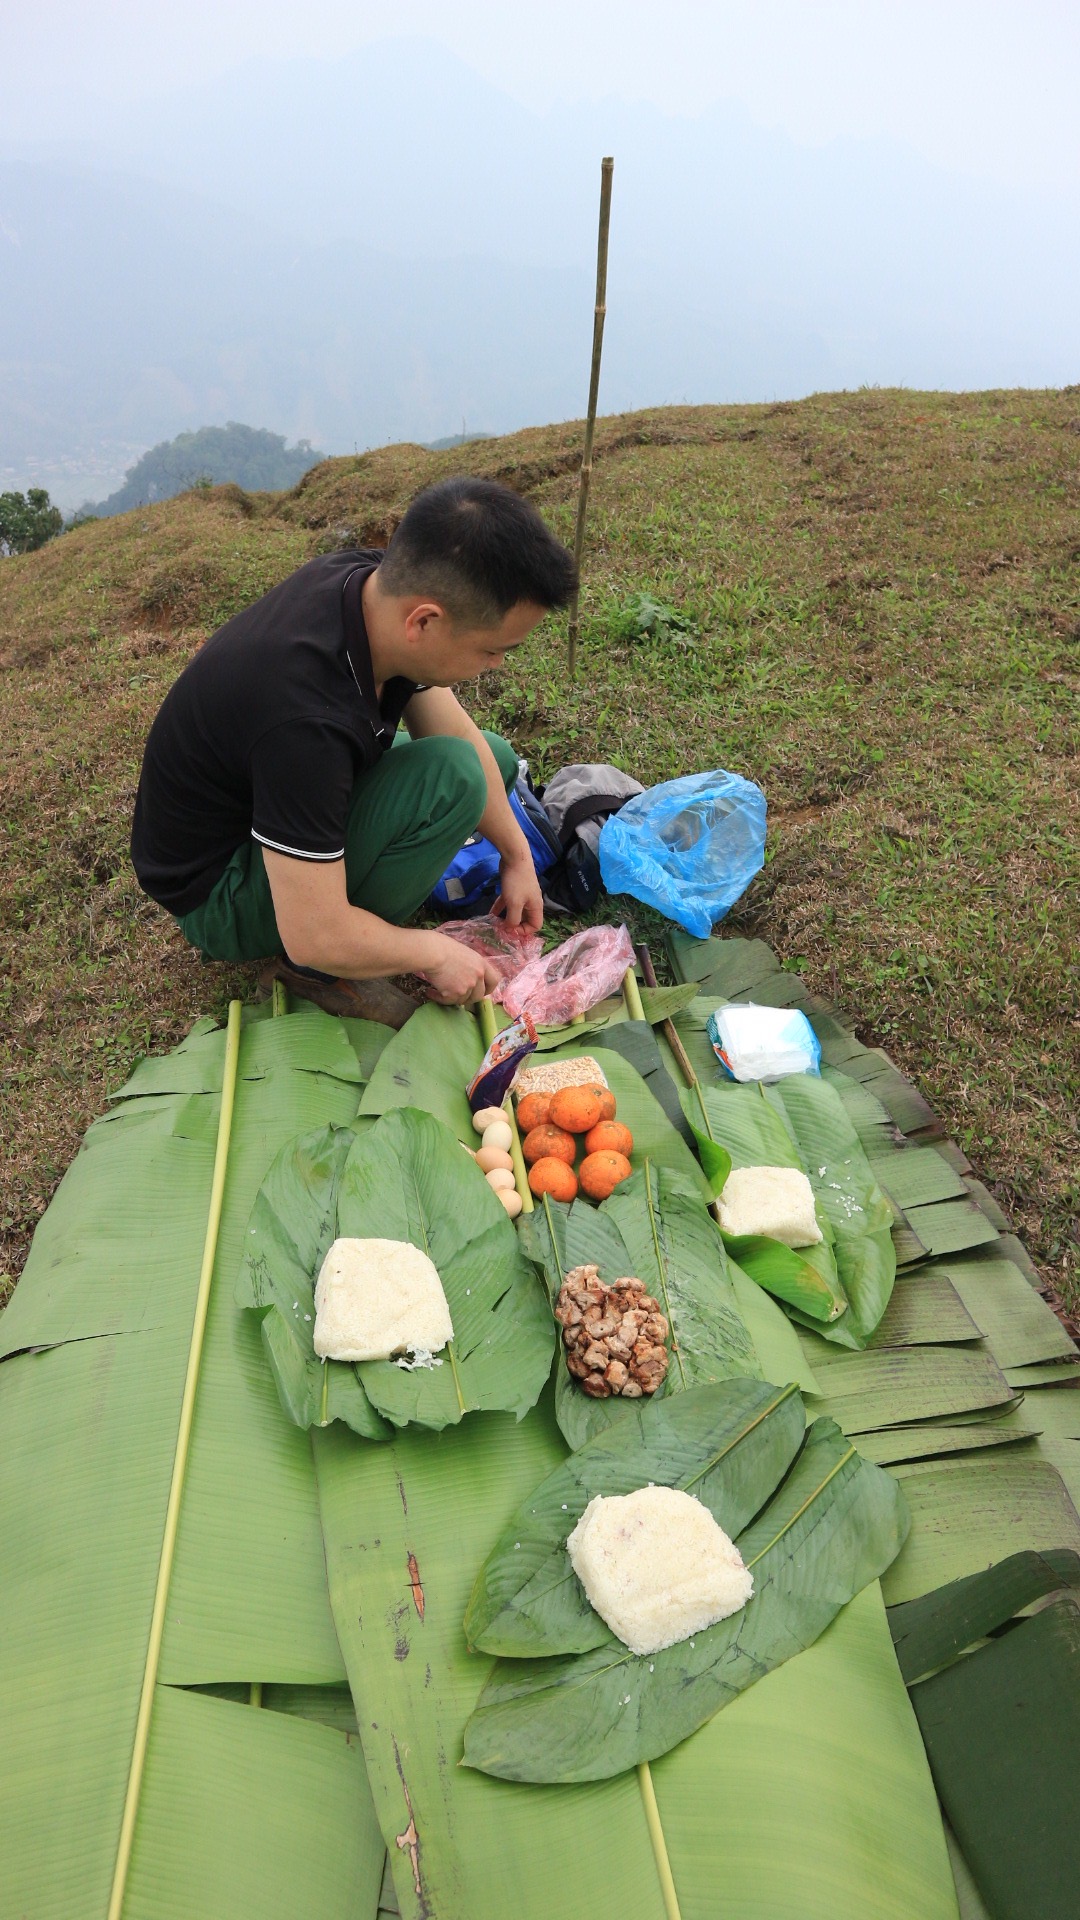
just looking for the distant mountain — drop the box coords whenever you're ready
[2,37,1077,506]
[86,423,325,517]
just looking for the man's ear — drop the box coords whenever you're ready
[402,599,449,643]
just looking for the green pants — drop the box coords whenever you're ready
[178,730,518,964]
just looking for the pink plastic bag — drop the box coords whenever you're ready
[498,924,636,1025]
[437,915,543,986]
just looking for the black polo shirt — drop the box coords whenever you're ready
[130,550,421,915]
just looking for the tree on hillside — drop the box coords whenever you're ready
[0,488,64,556]
[86,423,326,517]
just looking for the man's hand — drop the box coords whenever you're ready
[492,853,544,930]
[413,932,503,1005]
[262,852,497,1004]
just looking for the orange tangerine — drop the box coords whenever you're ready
[583,1120,634,1158]
[578,1150,633,1200]
[522,1123,576,1166]
[527,1157,579,1202]
[549,1085,604,1135]
[515,1091,552,1133]
[592,1086,617,1123]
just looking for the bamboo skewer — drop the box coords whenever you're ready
[637,943,716,1142]
[567,156,614,679]
[107,1000,243,1920]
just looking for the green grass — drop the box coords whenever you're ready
[1,391,1078,1313]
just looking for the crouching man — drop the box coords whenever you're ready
[130,476,577,1023]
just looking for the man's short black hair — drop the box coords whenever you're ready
[377,476,577,627]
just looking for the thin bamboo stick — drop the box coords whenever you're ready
[637,944,716,1142]
[477,997,533,1211]
[107,999,244,1920]
[637,1761,684,1920]
[271,977,288,1018]
[567,156,614,678]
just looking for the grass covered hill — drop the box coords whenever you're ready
[1,391,1078,1314]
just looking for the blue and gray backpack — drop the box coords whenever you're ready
[431,763,643,917]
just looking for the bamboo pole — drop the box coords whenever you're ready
[567,156,614,679]
[107,1000,243,1920]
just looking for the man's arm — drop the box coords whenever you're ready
[404,686,543,929]
[261,851,501,1003]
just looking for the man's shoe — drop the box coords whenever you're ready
[260,963,420,1029]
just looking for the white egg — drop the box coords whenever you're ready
[476,1145,514,1174]
[485,1167,517,1192]
[481,1120,513,1153]
[497,1188,523,1218]
[472,1105,506,1133]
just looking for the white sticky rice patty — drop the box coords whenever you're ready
[716,1164,823,1248]
[566,1486,753,1656]
[313,1237,453,1362]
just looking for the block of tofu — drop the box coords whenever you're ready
[716,1164,823,1248]
[312,1237,453,1362]
[567,1486,753,1656]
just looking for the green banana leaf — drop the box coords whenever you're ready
[314,1404,955,1920]
[1,1014,387,1917]
[897,1556,1080,1920]
[939,1252,1077,1369]
[692,1077,896,1348]
[889,1547,1080,1686]
[465,1379,805,1656]
[686,1082,851,1326]
[236,1121,389,1440]
[359,1001,483,1129]
[589,1020,700,1150]
[766,1074,897,1343]
[882,1453,1080,1604]
[518,1163,760,1450]
[239,1108,553,1434]
[648,1582,961,1920]
[313,1411,671,1920]
[529,981,701,1049]
[719,1231,850,1325]
[463,1414,909,1782]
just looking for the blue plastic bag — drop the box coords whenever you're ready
[598,769,766,937]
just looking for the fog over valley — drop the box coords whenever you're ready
[3,35,1077,509]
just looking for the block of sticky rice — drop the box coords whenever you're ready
[716,1165,822,1248]
[566,1486,753,1656]
[313,1238,453,1362]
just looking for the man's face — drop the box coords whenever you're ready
[404,600,548,683]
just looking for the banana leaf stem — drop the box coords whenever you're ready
[637,1761,683,1919]
[622,967,646,1023]
[271,977,288,1018]
[477,997,533,1211]
[106,999,243,1920]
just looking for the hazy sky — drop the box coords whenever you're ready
[6,0,1079,200]
[4,2,1077,506]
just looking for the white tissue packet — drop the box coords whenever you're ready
[706,1003,822,1083]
